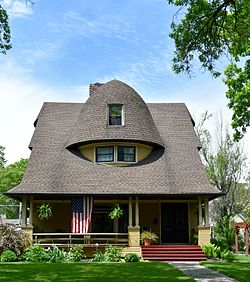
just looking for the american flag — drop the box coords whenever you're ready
[71,197,93,233]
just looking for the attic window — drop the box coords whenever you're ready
[118,146,135,162]
[96,146,114,162]
[109,105,122,125]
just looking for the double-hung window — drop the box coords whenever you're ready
[109,105,122,125]
[96,146,114,162]
[118,146,136,162]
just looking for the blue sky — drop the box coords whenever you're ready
[0,0,249,164]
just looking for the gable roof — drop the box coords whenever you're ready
[7,80,222,199]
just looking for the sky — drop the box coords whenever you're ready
[0,0,249,166]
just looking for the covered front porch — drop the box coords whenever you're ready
[20,195,211,253]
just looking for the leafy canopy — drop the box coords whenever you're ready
[169,0,250,140]
[0,4,11,54]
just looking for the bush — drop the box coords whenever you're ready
[0,224,32,255]
[0,250,17,262]
[93,245,122,262]
[24,244,48,262]
[47,246,66,263]
[124,253,140,262]
[202,244,221,259]
[68,245,85,262]
[221,249,237,261]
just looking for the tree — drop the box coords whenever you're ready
[196,112,249,249]
[169,0,250,141]
[0,145,6,168]
[0,157,28,218]
[0,4,11,54]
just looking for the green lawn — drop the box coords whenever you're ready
[201,255,250,282]
[0,262,194,282]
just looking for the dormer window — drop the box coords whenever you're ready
[118,146,135,162]
[109,105,122,125]
[96,146,114,162]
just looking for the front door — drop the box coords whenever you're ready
[161,203,189,244]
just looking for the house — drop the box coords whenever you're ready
[6,80,221,256]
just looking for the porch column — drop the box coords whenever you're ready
[198,196,202,226]
[128,196,133,227]
[204,198,209,226]
[29,196,33,226]
[21,196,27,227]
[135,197,140,228]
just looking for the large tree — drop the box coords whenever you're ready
[0,147,28,218]
[196,112,249,248]
[169,0,250,141]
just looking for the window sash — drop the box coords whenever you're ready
[96,146,114,162]
[109,105,122,125]
[118,146,136,162]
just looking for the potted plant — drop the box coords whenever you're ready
[37,202,53,220]
[140,231,159,246]
[108,204,123,220]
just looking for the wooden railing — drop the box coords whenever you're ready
[33,232,128,247]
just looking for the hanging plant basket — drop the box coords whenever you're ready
[37,203,53,220]
[108,204,123,220]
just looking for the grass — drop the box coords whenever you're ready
[201,255,250,282]
[0,261,194,282]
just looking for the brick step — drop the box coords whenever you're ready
[143,257,207,261]
[142,250,203,253]
[143,253,206,257]
[142,245,201,248]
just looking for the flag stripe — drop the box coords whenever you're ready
[71,197,93,233]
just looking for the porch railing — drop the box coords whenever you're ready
[33,232,128,247]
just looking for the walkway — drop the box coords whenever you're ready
[169,262,238,282]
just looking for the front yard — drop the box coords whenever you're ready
[201,255,250,282]
[0,261,194,282]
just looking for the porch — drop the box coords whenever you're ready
[20,195,211,253]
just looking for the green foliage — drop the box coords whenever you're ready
[202,244,221,259]
[0,145,6,168]
[0,158,28,218]
[67,245,85,262]
[37,202,53,220]
[23,244,48,262]
[0,224,32,255]
[224,61,250,141]
[93,245,122,262]
[168,0,250,140]
[140,231,159,242]
[108,204,123,220]
[0,250,17,262]
[46,246,66,263]
[124,253,140,262]
[0,4,12,54]
[220,249,237,261]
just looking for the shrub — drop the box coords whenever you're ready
[124,253,140,262]
[68,245,85,262]
[47,246,66,263]
[202,244,221,259]
[221,249,237,261]
[93,245,122,262]
[24,244,48,262]
[93,249,105,262]
[1,250,17,262]
[0,224,32,255]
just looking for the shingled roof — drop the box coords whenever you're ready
[7,80,221,199]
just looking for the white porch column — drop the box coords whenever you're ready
[135,196,140,228]
[29,196,33,226]
[198,196,202,226]
[204,198,209,226]
[128,196,133,227]
[21,196,27,227]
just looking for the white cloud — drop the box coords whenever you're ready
[0,58,88,164]
[3,0,33,18]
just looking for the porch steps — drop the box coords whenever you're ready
[141,245,207,261]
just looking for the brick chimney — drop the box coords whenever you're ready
[89,82,103,96]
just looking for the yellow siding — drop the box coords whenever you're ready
[79,142,153,166]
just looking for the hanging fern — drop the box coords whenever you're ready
[37,203,53,220]
[108,204,123,220]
